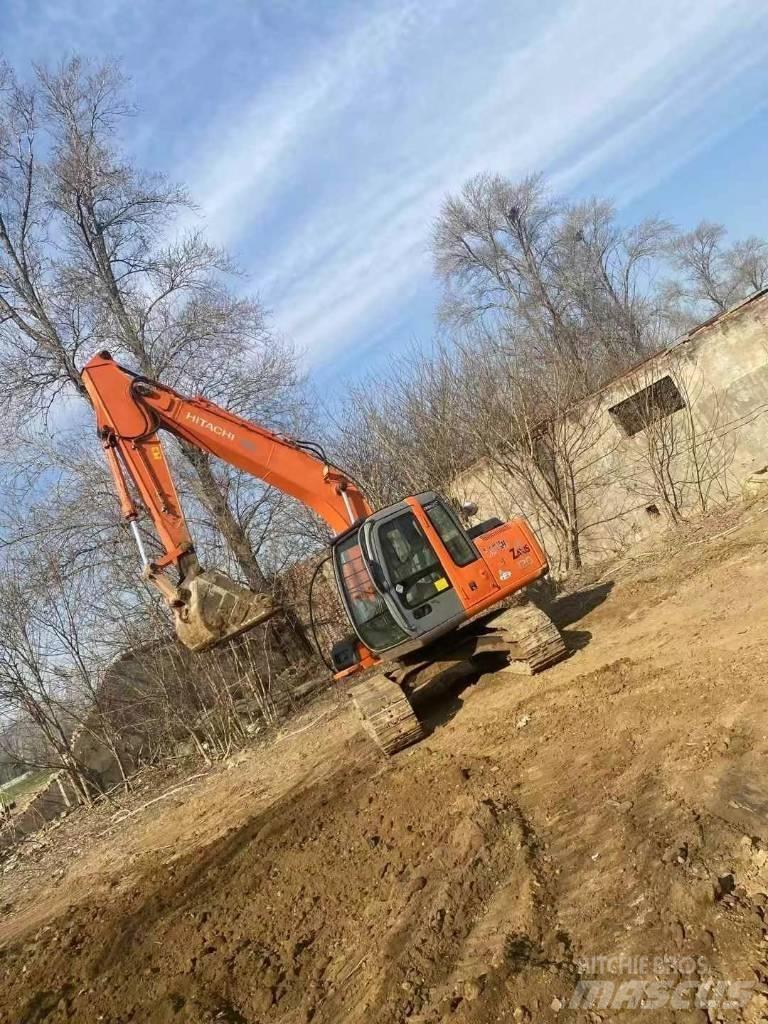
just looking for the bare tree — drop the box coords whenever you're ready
[0,59,312,598]
[730,236,768,295]
[0,63,93,418]
[329,342,477,507]
[0,555,101,803]
[668,221,768,322]
[0,57,321,681]
[667,221,737,315]
[37,58,312,592]
[455,335,629,570]
[433,173,674,384]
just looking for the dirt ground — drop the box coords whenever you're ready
[4,504,768,1024]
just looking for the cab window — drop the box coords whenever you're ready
[425,501,477,567]
[335,532,407,651]
[379,512,449,609]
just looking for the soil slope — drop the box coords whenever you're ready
[3,507,768,1023]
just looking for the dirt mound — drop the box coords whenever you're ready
[1,741,572,1024]
[5,506,768,1023]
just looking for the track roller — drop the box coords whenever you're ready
[350,674,424,755]
[493,600,567,673]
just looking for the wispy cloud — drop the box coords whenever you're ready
[4,0,768,370]
[175,0,768,366]
[177,1,462,245]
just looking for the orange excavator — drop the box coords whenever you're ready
[82,351,566,753]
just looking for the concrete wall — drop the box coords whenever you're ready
[0,635,325,855]
[0,723,143,853]
[454,289,768,573]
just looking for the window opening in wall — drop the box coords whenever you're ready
[609,375,685,437]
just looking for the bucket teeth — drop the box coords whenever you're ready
[174,570,276,652]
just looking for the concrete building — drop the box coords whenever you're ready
[454,288,768,572]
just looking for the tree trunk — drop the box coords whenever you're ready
[181,445,313,658]
[568,525,582,571]
[181,444,269,590]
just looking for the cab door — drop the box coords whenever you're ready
[367,505,464,639]
[416,495,499,609]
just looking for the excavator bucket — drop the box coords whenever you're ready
[173,570,277,652]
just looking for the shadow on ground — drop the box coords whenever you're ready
[547,581,614,628]
[412,649,530,736]
[397,586,608,740]
[561,628,592,655]
[412,662,496,736]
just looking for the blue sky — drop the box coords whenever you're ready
[3,0,768,384]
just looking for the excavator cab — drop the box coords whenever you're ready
[330,491,550,672]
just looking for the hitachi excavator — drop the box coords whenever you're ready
[82,351,567,754]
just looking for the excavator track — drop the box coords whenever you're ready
[349,674,424,755]
[384,599,568,698]
[490,599,567,673]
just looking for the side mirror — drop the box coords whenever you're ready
[460,501,478,520]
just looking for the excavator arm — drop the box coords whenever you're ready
[82,351,371,651]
